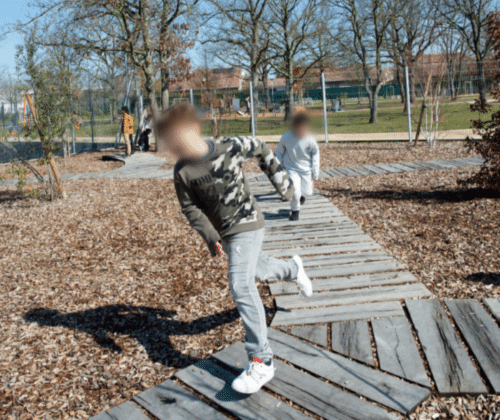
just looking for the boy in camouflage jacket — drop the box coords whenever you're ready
[156,103,313,394]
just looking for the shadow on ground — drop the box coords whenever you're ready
[466,272,500,286]
[24,304,240,369]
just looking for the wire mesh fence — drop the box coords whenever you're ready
[1,59,497,167]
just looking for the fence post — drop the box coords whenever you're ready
[87,70,95,148]
[190,89,194,106]
[321,71,329,144]
[249,81,256,139]
[405,66,412,143]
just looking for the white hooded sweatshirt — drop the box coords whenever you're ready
[275,130,320,179]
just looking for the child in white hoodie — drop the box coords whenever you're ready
[275,113,320,220]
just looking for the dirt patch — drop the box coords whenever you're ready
[0,149,124,181]
[0,179,273,419]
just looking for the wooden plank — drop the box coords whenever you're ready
[300,250,391,267]
[374,163,402,173]
[89,413,112,420]
[266,217,351,228]
[176,359,311,420]
[324,168,346,178]
[264,222,357,235]
[484,298,500,322]
[133,379,228,420]
[363,164,388,175]
[398,162,430,171]
[290,324,328,346]
[426,160,458,169]
[335,167,361,177]
[267,237,379,257]
[414,161,442,170]
[104,401,150,420]
[267,213,343,224]
[213,342,399,420]
[262,229,366,249]
[270,272,418,295]
[305,260,405,279]
[331,320,374,365]
[271,300,405,326]
[267,328,430,414]
[319,169,331,178]
[405,299,487,396]
[446,299,500,393]
[389,163,418,172]
[275,283,431,310]
[349,166,377,176]
[372,317,430,387]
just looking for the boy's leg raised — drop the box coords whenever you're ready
[222,228,273,362]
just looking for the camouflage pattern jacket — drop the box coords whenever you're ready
[174,137,295,256]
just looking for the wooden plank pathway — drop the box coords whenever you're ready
[89,162,500,420]
[0,155,485,187]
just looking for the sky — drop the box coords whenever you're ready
[0,0,31,73]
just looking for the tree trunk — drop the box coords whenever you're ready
[284,69,294,122]
[263,77,271,109]
[477,59,487,102]
[369,87,380,124]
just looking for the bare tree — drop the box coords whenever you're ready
[437,0,495,102]
[267,0,327,121]
[386,0,441,109]
[21,0,198,152]
[335,0,393,124]
[203,0,270,132]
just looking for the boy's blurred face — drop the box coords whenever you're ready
[161,121,204,160]
[293,123,309,139]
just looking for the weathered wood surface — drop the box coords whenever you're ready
[266,217,352,228]
[270,271,418,295]
[265,211,340,222]
[89,401,151,420]
[262,229,366,249]
[372,316,430,387]
[336,167,361,177]
[213,342,399,420]
[349,166,375,176]
[405,299,487,396]
[304,260,405,279]
[133,379,228,420]
[446,299,500,393]
[275,283,431,310]
[300,251,391,267]
[267,329,430,414]
[363,165,387,175]
[484,298,500,322]
[264,222,358,236]
[267,238,380,257]
[331,320,374,365]
[389,163,418,172]
[176,359,311,420]
[323,168,346,177]
[290,324,328,346]
[374,164,402,173]
[272,300,404,326]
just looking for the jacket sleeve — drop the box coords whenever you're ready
[174,172,221,256]
[238,136,294,201]
[275,135,286,164]
[310,139,320,179]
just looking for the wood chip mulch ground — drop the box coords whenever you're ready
[0,179,274,419]
[0,150,124,181]
[317,166,500,420]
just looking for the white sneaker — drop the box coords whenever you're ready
[231,357,275,394]
[292,255,313,298]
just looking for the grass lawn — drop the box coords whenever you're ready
[71,99,497,138]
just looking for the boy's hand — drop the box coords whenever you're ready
[215,242,224,257]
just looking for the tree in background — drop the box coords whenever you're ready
[24,0,197,152]
[335,0,393,124]
[267,0,326,121]
[437,0,494,102]
[203,0,270,132]
[386,0,440,109]
[13,33,76,199]
[461,12,500,191]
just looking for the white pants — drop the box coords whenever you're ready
[288,170,313,211]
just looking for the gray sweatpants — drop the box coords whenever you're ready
[222,228,298,362]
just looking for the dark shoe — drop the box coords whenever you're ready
[290,210,300,221]
[300,196,306,205]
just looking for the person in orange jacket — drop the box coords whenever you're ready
[121,106,134,156]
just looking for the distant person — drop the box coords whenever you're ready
[275,112,320,221]
[245,97,251,115]
[121,106,134,156]
[138,114,152,152]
